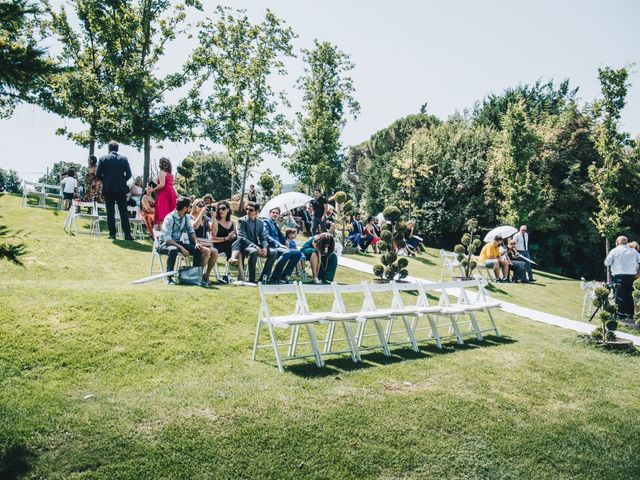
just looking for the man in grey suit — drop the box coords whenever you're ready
[229,201,277,283]
[96,140,133,240]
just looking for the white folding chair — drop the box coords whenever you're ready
[440,249,464,281]
[149,229,190,275]
[391,281,444,348]
[252,282,325,373]
[365,282,420,352]
[332,283,392,357]
[580,278,598,321]
[63,201,101,237]
[450,279,501,337]
[296,283,361,363]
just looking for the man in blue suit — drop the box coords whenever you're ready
[96,140,133,240]
[264,207,304,283]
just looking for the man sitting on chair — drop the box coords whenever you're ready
[228,201,277,283]
[157,196,214,285]
[264,207,304,283]
[478,235,509,283]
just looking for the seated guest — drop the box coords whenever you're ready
[140,182,156,237]
[264,207,304,283]
[301,232,338,284]
[364,216,381,253]
[190,198,214,243]
[202,194,215,220]
[157,197,216,286]
[286,227,306,276]
[129,176,144,207]
[349,212,373,252]
[405,221,422,256]
[506,240,528,283]
[210,200,236,263]
[228,201,277,283]
[373,217,382,237]
[478,235,509,282]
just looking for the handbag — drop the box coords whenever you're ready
[176,266,203,285]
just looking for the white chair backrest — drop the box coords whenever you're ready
[297,283,337,315]
[258,282,305,321]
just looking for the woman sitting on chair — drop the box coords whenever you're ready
[210,200,237,265]
[140,182,156,237]
[301,232,337,284]
[189,198,218,285]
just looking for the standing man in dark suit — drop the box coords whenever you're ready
[228,201,277,283]
[96,141,133,240]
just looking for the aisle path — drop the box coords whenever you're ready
[338,256,640,346]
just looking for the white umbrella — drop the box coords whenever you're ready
[483,225,518,242]
[258,191,313,218]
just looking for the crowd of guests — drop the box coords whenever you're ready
[477,225,536,284]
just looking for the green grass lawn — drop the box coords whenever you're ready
[2,193,640,479]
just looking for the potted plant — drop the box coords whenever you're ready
[589,284,634,349]
[452,218,482,280]
[373,251,409,282]
[331,191,359,254]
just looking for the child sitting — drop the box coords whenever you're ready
[286,228,305,278]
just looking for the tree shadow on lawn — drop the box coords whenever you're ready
[0,443,35,480]
[534,270,573,281]
[283,336,517,378]
[112,239,153,253]
[412,256,435,266]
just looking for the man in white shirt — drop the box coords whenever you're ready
[512,225,535,282]
[604,236,640,318]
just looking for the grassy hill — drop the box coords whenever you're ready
[1,194,640,479]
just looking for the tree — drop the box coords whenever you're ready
[187,150,239,200]
[192,7,296,213]
[0,0,54,116]
[92,0,203,185]
[486,100,555,231]
[37,0,114,156]
[175,157,195,196]
[258,171,275,200]
[287,40,360,193]
[0,168,22,193]
[588,66,631,277]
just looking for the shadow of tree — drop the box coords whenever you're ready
[0,443,35,480]
[412,256,435,266]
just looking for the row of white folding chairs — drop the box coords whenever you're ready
[253,279,502,373]
[64,202,145,239]
[22,181,63,209]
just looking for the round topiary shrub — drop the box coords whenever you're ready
[383,206,401,224]
[381,230,393,243]
[333,191,347,204]
[373,264,384,278]
[385,251,398,264]
[399,268,409,278]
[377,240,388,252]
[454,244,465,255]
[397,257,408,268]
[605,320,618,331]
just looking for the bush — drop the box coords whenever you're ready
[373,264,384,278]
[333,191,347,204]
[383,206,401,223]
[397,257,409,268]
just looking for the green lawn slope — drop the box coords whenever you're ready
[1,194,640,479]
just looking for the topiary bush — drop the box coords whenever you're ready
[374,206,409,280]
[453,218,481,279]
[590,284,619,342]
[633,279,640,324]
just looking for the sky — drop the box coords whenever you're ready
[1,0,639,184]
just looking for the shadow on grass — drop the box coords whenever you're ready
[0,443,35,480]
[112,239,153,253]
[284,336,517,378]
[533,270,572,281]
[412,256,435,266]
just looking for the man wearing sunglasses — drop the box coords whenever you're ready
[264,207,304,283]
[231,201,276,283]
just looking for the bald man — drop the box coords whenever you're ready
[604,236,640,318]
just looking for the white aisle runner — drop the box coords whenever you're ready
[338,256,640,346]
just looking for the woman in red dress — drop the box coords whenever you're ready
[153,157,176,228]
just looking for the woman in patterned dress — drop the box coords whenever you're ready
[83,155,104,203]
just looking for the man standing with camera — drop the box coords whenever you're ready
[604,236,640,319]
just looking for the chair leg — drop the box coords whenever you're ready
[487,310,500,336]
[372,319,391,357]
[324,322,336,354]
[267,323,284,373]
[306,324,324,367]
[448,314,464,345]
[252,320,262,361]
[288,325,299,357]
[342,322,361,362]
[468,312,483,341]
[401,315,420,352]
[427,315,443,348]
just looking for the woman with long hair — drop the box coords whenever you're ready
[301,232,337,284]
[152,157,176,228]
[140,182,156,237]
[83,155,103,202]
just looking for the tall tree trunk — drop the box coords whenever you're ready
[238,155,251,215]
[89,122,96,157]
[143,133,151,187]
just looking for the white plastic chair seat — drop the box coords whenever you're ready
[414,306,443,314]
[269,313,325,327]
[470,300,502,310]
[440,305,469,315]
[322,312,360,322]
[358,308,393,319]
[390,306,423,316]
